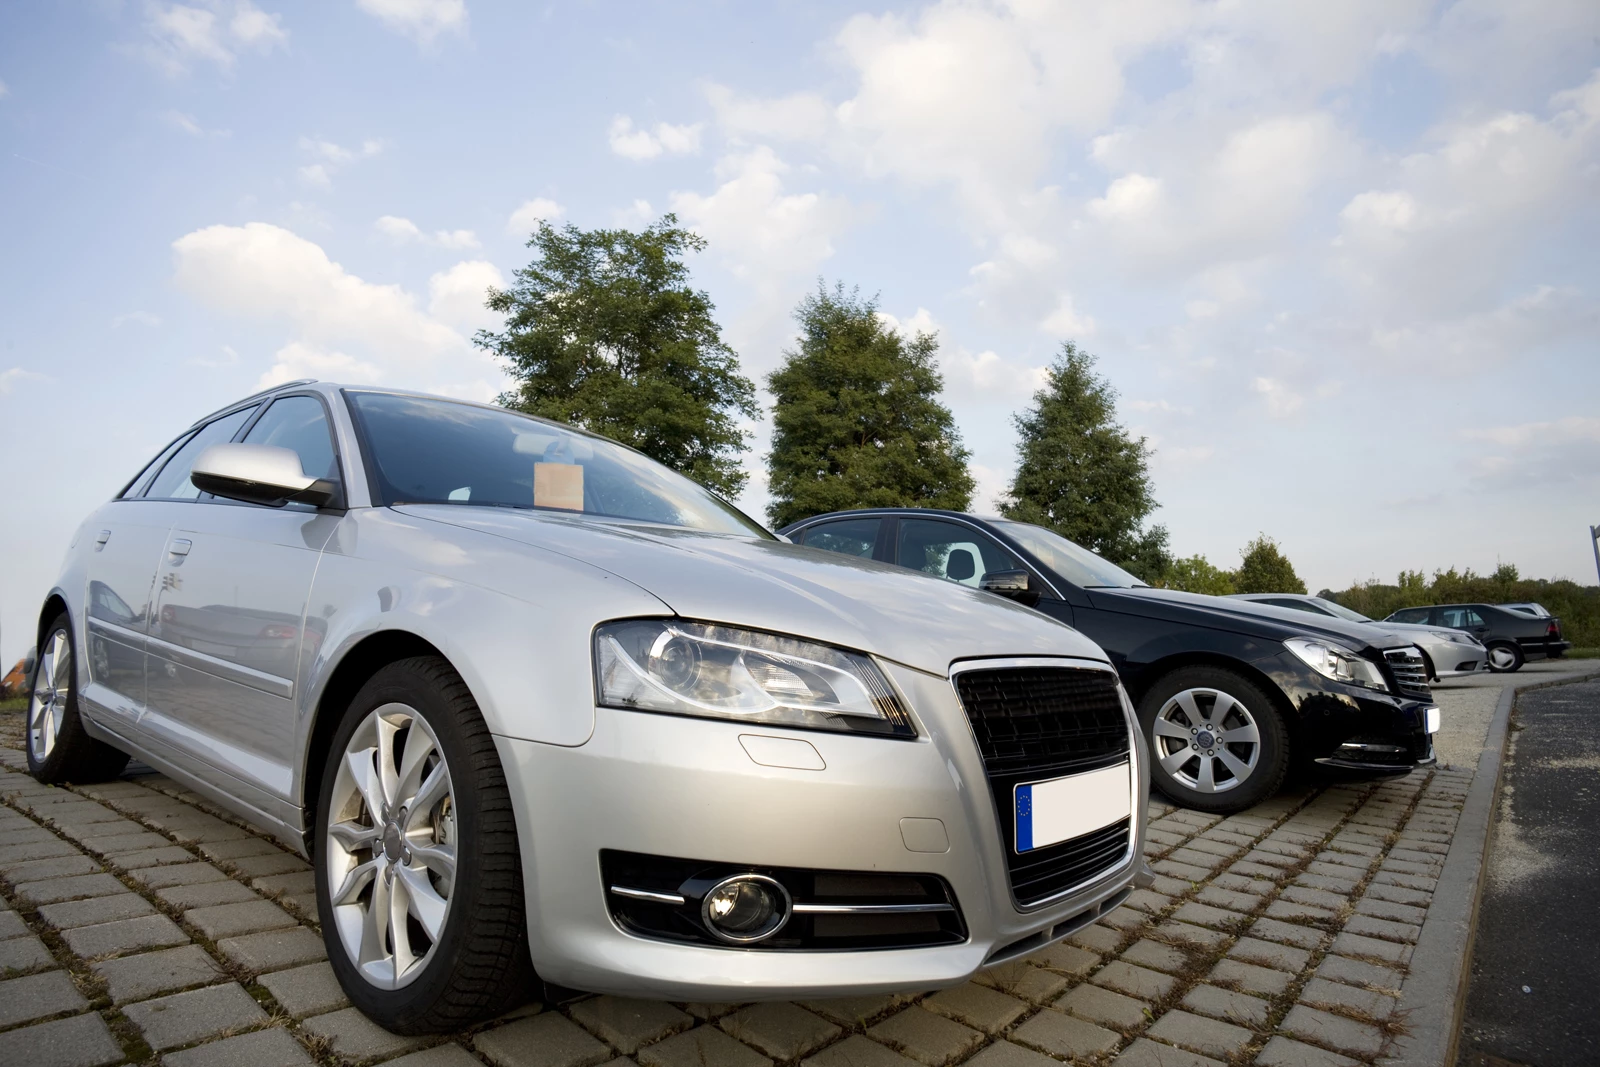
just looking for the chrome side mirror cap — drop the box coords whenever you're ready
[190,443,338,508]
[980,569,1040,606]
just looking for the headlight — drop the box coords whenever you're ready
[594,619,915,738]
[1431,630,1479,646]
[1283,637,1391,693]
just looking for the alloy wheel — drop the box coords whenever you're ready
[29,630,71,762]
[325,703,457,990]
[1488,646,1518,671]
[1151,687,1261,794]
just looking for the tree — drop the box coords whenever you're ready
[766,283,974,529]
[1234,534,1307,594]
[477,214,758,498]
[999,342,1171,581]
[1164,555,1237,596]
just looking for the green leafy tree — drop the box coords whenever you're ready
[478,214,758,498]
[1163,555,1237,596]
[1234,534,1307,594]
[999,342,1171,581]
[765,283,974,529]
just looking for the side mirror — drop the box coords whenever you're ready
[190,444,338,508]
[981,569,1041,607]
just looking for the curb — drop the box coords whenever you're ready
[1383,666,1600,1067]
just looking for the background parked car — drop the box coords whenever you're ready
[1499,602,1553,618]
[781,509,1440,815]
[1228,593,1486,681]
[1383,602,1570,672]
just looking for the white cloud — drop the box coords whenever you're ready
[1039,294,1096,337]
[164,110,227,137]
[704,83,833,142]
[138,1,287,76]
[608,116,703,161]
[1464,415,1600,490]
[942,348,1049,399]
[356,0,467,45]
[1251,377,1303,418]
[375,215,480,249]
[189,344,241,368]
[427,260,505,332]
[613,199,656,227]
[1128,399,1193,415]
[112,311,162,328]
[0,368,46,394]
[258,343,384,390]
[507,197,564,235]
[876,307,940,338]
[296,137,382,189]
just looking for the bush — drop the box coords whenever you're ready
[1325,567,1600,647]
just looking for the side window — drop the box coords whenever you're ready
[143,407,258,501]
[1391,608,1429,624]
[897,519,1022,588]
[1267,598,1325,614]
[799,519,880,559]
[1437,607,1469,628]
[120,432,195,499]
[1467,609,1487,627]
[242,396,339,483]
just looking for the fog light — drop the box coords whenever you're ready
[701,874,791,943]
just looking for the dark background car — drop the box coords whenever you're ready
[1383,602,1570,672]
[780,509,1439,813]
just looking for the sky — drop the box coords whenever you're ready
[1,0,1598,666]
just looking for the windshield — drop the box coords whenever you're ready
[1310,598,1372,623]
[346,391,772,538]
[993,521,1146,588]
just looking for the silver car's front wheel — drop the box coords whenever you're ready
[326,703,457,990]
[29,629,70,762]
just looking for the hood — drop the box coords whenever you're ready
[398,506,1109,675]
[1087,586,1420,652]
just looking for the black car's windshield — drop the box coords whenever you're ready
[346,391,772,538]
[992,521,1146,588]
[1310,597,1372,623]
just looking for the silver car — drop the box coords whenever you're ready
[1227,594,1487,680]
[27,381,1150,1032]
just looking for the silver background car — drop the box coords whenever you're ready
[1228,594,1487,680]
[27,380,1149,1032]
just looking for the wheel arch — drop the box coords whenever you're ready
[37,592,70,648]
[1125,650,1303,751]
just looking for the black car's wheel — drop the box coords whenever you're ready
[316,656,533,1033]
[1138,667,1289,814]
[27,613,130,784]
[1486,642,1524,673]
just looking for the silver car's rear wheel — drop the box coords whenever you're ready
[29,629,70,762]
[26,614,129,785]
[325,703,457,991]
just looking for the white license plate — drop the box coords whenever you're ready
[1014,762,1131,853]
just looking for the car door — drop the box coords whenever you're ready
[144,394,343,819]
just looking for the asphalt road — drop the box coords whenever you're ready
[1457,675,1600,1067]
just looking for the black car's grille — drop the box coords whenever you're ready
[1383,648,1432,700]
[954,667,1132,907]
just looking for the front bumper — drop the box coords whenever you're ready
[493,657,1148,1000]
[1268,656,1436,774]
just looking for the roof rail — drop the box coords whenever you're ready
[189,379,319,428]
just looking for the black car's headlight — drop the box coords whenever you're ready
[1283,637,1391,693]
[594,619,916,738]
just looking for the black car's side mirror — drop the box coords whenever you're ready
[981,569,1041,607]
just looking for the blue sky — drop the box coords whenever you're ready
[2,0,1597,665]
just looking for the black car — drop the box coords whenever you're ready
[779,509,1439,813]
[1383,602,1570,673]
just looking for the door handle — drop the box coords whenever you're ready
[168,539,193,557]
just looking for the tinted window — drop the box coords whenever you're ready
[1308,597,1372,623]
[1389,608,1430,624]
[991,520,1144,588]
[347,391,770,537]
[121,432,194,499]
[1467,609,1487,627]
[1264,598,1329,615]
[898,519,1022,588]
[144,407,258,500]
[798,519,880,558]
[243,396,339,482]
[1438,607,1471,628]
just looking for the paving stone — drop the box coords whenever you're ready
[0,827,63,848]
[1299,977,1399,1018]
[1110,1037,1224,1066]
[1170,902,1241,931]
[1371,871,1435,892]
[642,1026,771,1067]
[301,1007,425,1060]
[476,1012,615,1067]
[155,880,261,910]
[1055,983,1152,1029]
[569,997,692,1054]
[1167,848,1227,871]
[682,1003,740,1021]
[0,1011,125,1067]
[1149,874,1194,897]
[83,832,171,855]
[1093,960,1178,1000]
[0,908,29,937]
[0,839,79,866]
[1254,1035,1360,1067]
[922,982,1027,1033]
[1102,905,1149,931]
[214,926,326,973]
[163,1026,313,1067]
[1352,897,1426,925]
[251,871,316,896]
[800,995,912,1027]
[1180,984,1272,1028]
[129,863,228,890]
[1154,920,1231,950]
[1227,860,1284,880]
[1025,941,1098,975]
[960,1040,1059,1067]
[1249,917,1324,949]
[1010,1010,1120,1058]
[1313,954,1404,993]
[384,1047,488,1067]
[1146,1009,1252,1058]
[1265,899,1337,924]
[1124,888,1173,914]
[194,838,285,862]
[1295,873,1360,894]
[1280,1005,1383,1057]
[16,873,127,905]
[1121,938,1191,974]
[256,961,349,1016]
[0,969,89,1027]
[226,853,311,878]
[1207,958,1293,996]
[972,961,1070,1004]
[1226,936,1311,973]
[1066,923,1123,953]
[1343,914,1421,943]
[1194,886,1259,914]
[38,893,155,929]
[124,982,267,1050]
[1209,873,1274,896]
[1362,883,1430,907]
[1152,859,1211,882]
[105,846,194,870]
[94,943,225,1004]
[185,900,297,940]
[1330,932,1412,966]
[867,1006,981,1066]
[1281,886,1349,912]
[0,932,55,972]
[62,913,188,957]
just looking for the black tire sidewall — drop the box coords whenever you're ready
[315,660,493,1026]
[1487,642,1524,673]
[1138,666,1289,813]
[28,617,81,781]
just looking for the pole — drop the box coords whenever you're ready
[1592,525,1600,587]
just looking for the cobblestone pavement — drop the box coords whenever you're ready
[0,705,1477,1067]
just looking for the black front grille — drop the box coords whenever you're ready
[954,667,1132,907]
[1383,648,1432,700]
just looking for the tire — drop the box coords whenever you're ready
[27,613,130,784]
[1486,642,1524,673]
[1138,667,1289,814]
[315,656,533,1033]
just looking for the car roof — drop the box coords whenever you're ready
[779,507,1008,529]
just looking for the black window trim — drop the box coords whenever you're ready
[136,403,263,502]
[117,429,196,500]
[219,390,348,512]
